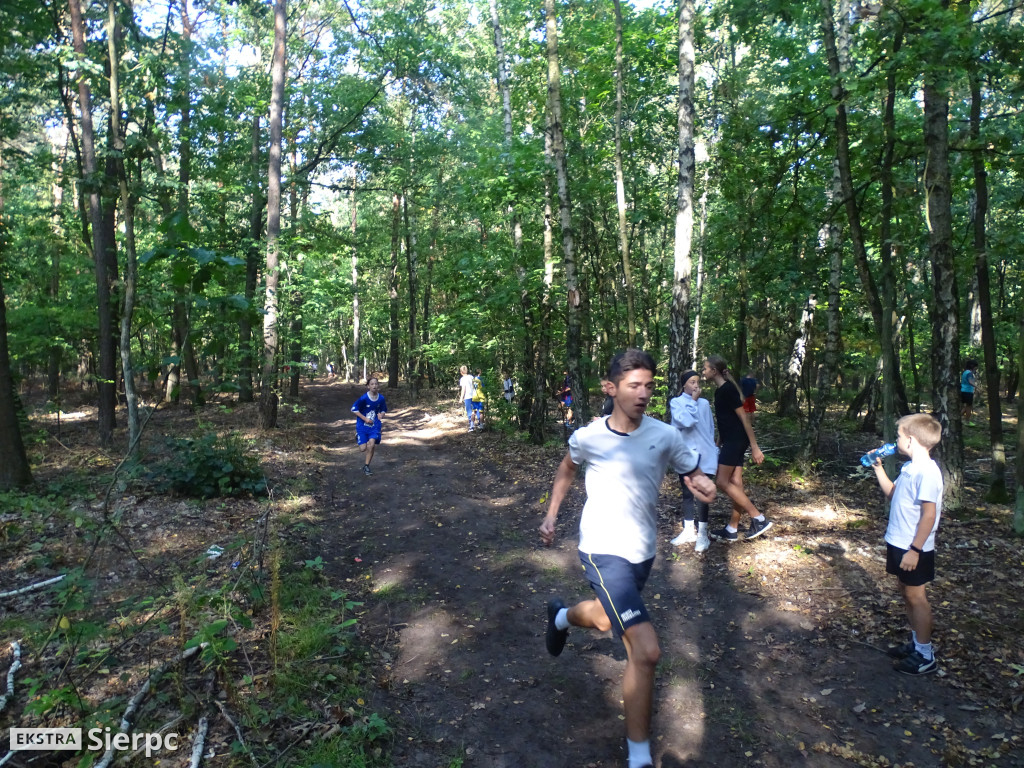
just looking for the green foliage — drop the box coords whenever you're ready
[154,432,267,498]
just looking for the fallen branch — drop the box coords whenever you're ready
[214,699,259,766]
[93,642,208,768]
[0,749,13,766]
[0,574,65,600]
[0,641,22,713]
[188,715,209,768]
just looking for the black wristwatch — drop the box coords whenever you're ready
[909,544,923,554]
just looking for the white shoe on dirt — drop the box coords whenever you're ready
[671,526,697,546]
[695,530,711,553]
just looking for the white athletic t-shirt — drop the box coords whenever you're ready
[884,457,944,551]
[458,374,476,400]
[568,415,699,563]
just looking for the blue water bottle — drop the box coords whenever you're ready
[860,442,896,467]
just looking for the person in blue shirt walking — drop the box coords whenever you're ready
[960,359,978,426]
[352,377,387,476]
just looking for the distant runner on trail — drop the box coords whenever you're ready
[539,348,717,768]
[351,376,387,476]
[740,371,759,414]
[458,365,476,432]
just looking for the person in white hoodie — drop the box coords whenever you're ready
[669,370,719,552]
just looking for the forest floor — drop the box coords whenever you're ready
[2,378,1023,768]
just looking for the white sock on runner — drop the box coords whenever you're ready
[554,608,570,631]
[627,738,652,768]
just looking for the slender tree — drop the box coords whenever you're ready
[259,0,286,429]
[612,0,636,347]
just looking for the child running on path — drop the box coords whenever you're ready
[869,413,944,675]
[351,377,387,476]
[669,369,718,552]
[703,355,772,542]
[540,349,717,768]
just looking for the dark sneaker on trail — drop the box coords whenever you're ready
[887,641,915,659]
[546,599,569,657]
[709,526,737,543]
[894,649,937,676]
[745,518,773,540]
[363,465,372,476]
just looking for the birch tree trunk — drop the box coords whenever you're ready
[259,0,286,429]
[403,193,418,392]
[530,113,556,445]
[668,0,695,398]
[612,0,636,347]
[690,163,708,369]
[923,9,963,509]
[350,174,360,381]
[545,0,587,422]
[968,69,1006,501]
[69,0,116,446]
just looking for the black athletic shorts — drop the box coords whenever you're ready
[579,552,653,638]
[960,391,974,406]
[886,543,935,586]
[718,440,749,468]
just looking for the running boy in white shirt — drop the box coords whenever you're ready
[539,349,717,768]
[869,413,944,676]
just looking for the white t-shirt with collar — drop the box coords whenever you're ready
[568,414,699,563]
[884,457,944,551]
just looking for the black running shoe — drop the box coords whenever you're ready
[709,526,738,543]
[887,641,915,659]
[546,599,568,657]
[745,518,773,540]
[894,649,937,676]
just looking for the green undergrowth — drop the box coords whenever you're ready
[0,487,390,768]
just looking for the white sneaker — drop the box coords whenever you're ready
[671,526,697,546]
[695,530,711,552]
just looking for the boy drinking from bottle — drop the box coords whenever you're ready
[869,413,944,675]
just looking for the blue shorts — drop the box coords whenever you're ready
[356,423,382,446]
[472,400,483,412]
[579,552,654,638]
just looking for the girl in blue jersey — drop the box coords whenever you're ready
[352,377,387,476]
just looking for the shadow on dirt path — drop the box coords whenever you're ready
[299,381,1021,768]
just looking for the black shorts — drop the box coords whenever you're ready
[960,391,974,406]
[718,440,749,468]
[579,552,653,638]
[886,543,935,586]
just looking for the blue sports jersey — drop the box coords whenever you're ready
[351,392,387,427]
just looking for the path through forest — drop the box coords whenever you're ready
[301,381,1021,768]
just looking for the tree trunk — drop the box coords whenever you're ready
[690,164,708,369]
[923,23,963,509]
[820,0,909,426]
[1015,307,1024,535]
[0,150,32,488]
[107,0,141,452]
[239,115,264,402]
[612,0,636,347]
[387,193,401,387]
[350,173,360,382]
[668,0,696,399]
[530,114,556,445]
[545,0,587,423]
[778,294,815,419]
[403,193,418,390]
[259,0,286,430]
[968,69,1007,502]
[69,0,116,446]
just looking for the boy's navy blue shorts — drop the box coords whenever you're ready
[886,543,935,586]
[579,552,653,638]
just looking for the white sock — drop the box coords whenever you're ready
[554,608,570,631]
[753,515,766,522]
[726,525,738,534]
[914,640,933,660]
[698,522,708,533]
[683,520,695,530]
[627,739,652,768]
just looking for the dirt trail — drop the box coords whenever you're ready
[301,381,1021,768]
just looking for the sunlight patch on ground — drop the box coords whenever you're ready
[36,410,92,422]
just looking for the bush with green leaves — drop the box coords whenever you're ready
[155,432,267,498]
